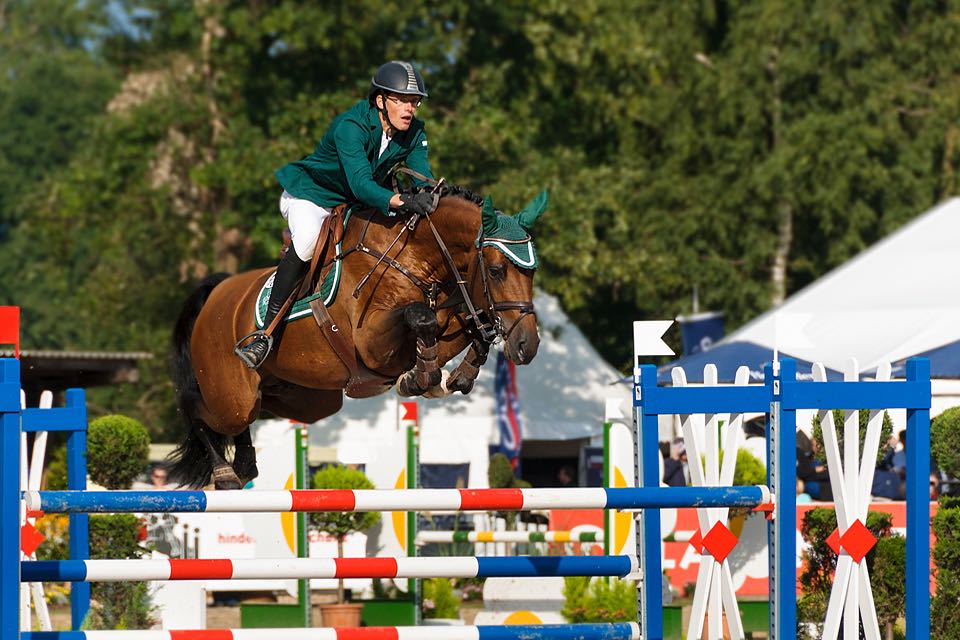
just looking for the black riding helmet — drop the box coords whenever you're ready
[370,60,428,98]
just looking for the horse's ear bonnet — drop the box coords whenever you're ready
[476,190,548,269]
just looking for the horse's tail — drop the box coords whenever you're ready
[167,272,231,489]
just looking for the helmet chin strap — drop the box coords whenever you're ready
[377,94,401,137]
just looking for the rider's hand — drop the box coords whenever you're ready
[397,191,435,216]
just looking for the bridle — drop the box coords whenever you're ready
[471,228,537,343]
[347,173,536,347]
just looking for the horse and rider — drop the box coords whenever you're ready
[169,61,548,489]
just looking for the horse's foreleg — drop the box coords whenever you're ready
[396,302,441,397]
[232,428,258,486]
[445,339,490,395]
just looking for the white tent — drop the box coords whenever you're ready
[726,197,960,373]
[304,291,631,486]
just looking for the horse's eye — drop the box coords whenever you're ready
[489,264,507,281]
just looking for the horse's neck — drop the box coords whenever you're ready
[427,199,480,273]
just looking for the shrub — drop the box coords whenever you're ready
[488,453,526,526]
[488,453,517,489]
[308,465,381,540]
[87,415,150,490]
[562,576,637,623]
[84,582,156,630]
[86,497,154,629]
[45,445,68,490]
[811,409,893,467]
[872,535,906,633]
[932,407,960,479]
[422,577,460,619]
[932,498,960,637]
[796,507,894,639]
[89,514,146,561]
[732,449,766,486]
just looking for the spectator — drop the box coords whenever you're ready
[662,438,687,487]
[797,431,831,500]
[151,465,170,489]
[891,430,907,499]
[931,473,940,500]
[556,465,576,487]
[796,479,812,504]
[132,463,171,491]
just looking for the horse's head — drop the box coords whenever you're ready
[473,191,548,365]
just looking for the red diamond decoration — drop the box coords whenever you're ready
[20,522,45,557]
[688,528,703,553]
[826,528,842,556]
[702,522,738,563]
[839,519,877,563]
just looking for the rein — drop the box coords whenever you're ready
[345,169,535,345]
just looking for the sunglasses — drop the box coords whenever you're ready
[386,95,422,108]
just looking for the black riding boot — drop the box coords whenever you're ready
[235,249,310,369]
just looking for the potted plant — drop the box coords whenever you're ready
[421,577,462,625]
[309,464,381,627]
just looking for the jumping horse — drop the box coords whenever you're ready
[168,184,547,489]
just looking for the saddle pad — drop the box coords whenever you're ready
[254,207,359,329]
[254,257,342,329]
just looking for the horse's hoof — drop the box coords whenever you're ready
[396,372,423,397]
[422,370,453,399]
[212,464,242,490]
[447,371,475,395]
[237,467,259,487]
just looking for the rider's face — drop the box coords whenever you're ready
[380,93,420,131]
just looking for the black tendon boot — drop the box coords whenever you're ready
[235,249,310,369]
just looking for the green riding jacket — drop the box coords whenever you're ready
[275,100,433,214]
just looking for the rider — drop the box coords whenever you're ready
[236,60,437,369]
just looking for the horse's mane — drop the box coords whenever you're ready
[436,183,484,207]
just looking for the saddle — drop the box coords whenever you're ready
[271,205,396,398]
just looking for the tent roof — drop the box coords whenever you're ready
[886,339,960,379]
[725,198,960,371]
[654,341,843,384]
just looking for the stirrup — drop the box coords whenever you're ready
[234,330,273,370]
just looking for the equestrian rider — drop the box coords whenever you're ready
[236,60,437,369]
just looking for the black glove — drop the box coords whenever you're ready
[397,191,435,216]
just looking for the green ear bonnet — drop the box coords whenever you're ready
[476,190,549,269]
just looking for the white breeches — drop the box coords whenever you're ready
[279,190,333,261]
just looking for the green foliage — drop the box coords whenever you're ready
[872,535,906,630]
[562,576,637,623]
[933,500,960,636]
[84,581,157,630]
[86,514,154,630]
[488,453,520,489]
[796,507,893,638]
[4,1,960,428]
[422,577,460,620]
[811,409,894,467]
[487,453,526,526]
[932,407,960,479]
[732,449,766,486]
[89,514,146,561]
[45,445,68,491]
[87,415,150,490]
[308,465,381,540]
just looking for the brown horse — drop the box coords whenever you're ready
[168,186,547,489]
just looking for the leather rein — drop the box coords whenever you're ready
[340,170,535,346]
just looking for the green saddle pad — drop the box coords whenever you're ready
[254,210,352,329]
[254,259,342,329]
